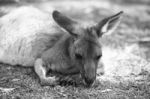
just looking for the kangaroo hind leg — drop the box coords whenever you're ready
[34,58,58,86]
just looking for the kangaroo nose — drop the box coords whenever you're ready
[83,77,95,87]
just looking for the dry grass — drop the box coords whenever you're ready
[0,0,150,99]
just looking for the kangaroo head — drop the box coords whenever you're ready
[52,10,123,87]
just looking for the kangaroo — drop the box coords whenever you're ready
[0,6,123,87]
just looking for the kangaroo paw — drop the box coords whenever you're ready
[58,76,78,86]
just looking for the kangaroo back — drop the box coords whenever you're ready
[0,6,63,66]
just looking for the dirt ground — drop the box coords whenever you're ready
[0,0,150,99]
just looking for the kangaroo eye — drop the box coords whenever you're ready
[95,55,102,60]
[75,53,83,59]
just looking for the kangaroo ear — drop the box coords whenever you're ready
[52,10,78,36]
[95,11,123,37]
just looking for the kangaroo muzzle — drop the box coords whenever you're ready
[81,61,97,87]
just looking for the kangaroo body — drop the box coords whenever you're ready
[0,6,123,87]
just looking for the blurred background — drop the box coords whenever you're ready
[0,0,150,98]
